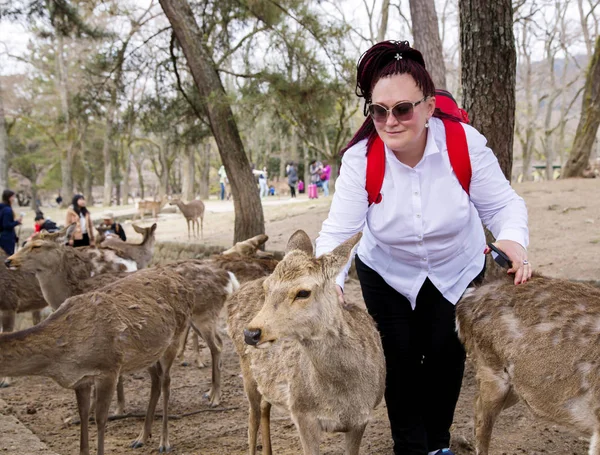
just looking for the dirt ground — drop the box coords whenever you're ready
[1,178,599,455]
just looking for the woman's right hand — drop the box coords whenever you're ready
[68,238,74,246]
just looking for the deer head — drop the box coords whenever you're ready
[132,223,157,237]
[244,230,362,348]
[38,223,76,244]
[5,239,65,273]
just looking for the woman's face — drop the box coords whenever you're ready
[370,73,435,155]
[8,195,15,205]
[77,197,86,207]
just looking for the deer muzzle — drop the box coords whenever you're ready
[244,328,262,346]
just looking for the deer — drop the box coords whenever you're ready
[177,234,278,369]
[135,195,168,220]
[456,273,600,455]
[98,223,157,269]
[6,240,238,408]
[227,230,386,455]
[169,198,205,239]
[0,266,194,455]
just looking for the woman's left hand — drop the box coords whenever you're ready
[484,240,532,285]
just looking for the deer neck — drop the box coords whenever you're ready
[35,249,89,308]
[0,324,58,378]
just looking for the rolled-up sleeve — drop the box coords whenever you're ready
[465,125,529,249]
[315,141,369,289]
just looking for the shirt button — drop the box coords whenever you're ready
[414,191,419,196]
[416,214,421,218]
[418,234,423,239]
[418,241,423,246]
[422,257,427,261]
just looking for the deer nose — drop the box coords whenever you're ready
[244,328,262,346]
[4,259,11,268]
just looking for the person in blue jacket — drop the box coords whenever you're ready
[0,190,23,255]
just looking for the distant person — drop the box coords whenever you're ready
[298,179,305,194]
[268,185,275,196]
[0,189,22,255]
[101,211,126,242]
[55,194,63,206]
[308,159,323,199]
[218,165,227,200]
[258,167,268,199]
[286,162,298,198]
[320,161,332,197]
[65,194,94,247]
[34,213,59,233]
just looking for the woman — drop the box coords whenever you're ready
[0,190,22,255]
[286,162,298,198]
[320,161,331,197]
[65,194,94,247]
[315,41,531,455]
[308,159,323,199]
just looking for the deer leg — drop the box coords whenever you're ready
[158,349,177,453]
[200,215,203,239]
[192,321,222,406]
[191,330,206,369]
[243,375,262,455]
[116,375,125,415]
[32,310,42,325]
[344,424,367,455]
[293,413,321,455]
[177,324,191,365]
[0,310,15,387]
[75,384,92,455]
[474,367,517,455]
[131,364,162,449]
[260,399,273,455]
[94,374,118,455]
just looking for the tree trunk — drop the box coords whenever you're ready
[121,148,131,205]
[102,99,116,206]
[377,0,391,42]
[409,0,447,89]
[81,136,93,204]
[198,142,210,200]
[459,0,516,180]
[562,35,600,178]
[56,33,74,206]
[160,0,265,243]
[182,144,195,201]
[0,81,8,190]
[30,183,39,213]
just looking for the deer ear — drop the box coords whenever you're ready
[285,230,313,256]
[132,224,143,234]
[318,232,362,280]
[150,223,157,233]
[42,223,76,243]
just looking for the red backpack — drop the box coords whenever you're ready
[366,89,472,205]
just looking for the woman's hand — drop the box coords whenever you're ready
[335,285,345,305]
[485,240,532,285]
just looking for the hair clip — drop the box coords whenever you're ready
[395,53,402,60]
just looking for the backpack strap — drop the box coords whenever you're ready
[366,136,385,205]
[442,118,471,195]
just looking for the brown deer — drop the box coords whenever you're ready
[0,267,194,455]
[6,242,237,408]
[98,223,157,269]
[457,274,600,455]
[135,195,168,220]
[169,198,205,239]
[177,234,278,369]
[227,230,386,455]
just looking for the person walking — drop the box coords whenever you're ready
[258,167,269,199]
[308,159,323,199]
[218,165,227,200]
[320,161,332,197]
[65,194,94,247]
[286,162,298,198]
[315,41,531,455]
[0,190,22,255]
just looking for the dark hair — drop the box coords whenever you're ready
[342,40,439,155]
[35,214,45,221]
[2,189,15,204]
[71,194,89,216]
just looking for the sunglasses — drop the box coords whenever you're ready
[368,96,428,123]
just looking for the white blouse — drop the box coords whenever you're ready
[315,117,529,309]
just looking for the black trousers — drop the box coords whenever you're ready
[289,184,296,198]
[356,256,465,455]
[73,233,90,247]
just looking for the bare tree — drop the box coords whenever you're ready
[460,0,517,179]
[563,35,600,177]
[159,0,265,243]
[409,0,447,89]
[377,0,391,42]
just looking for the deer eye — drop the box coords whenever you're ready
[296,290,311,299]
